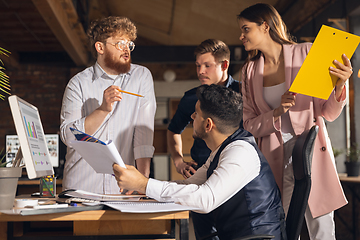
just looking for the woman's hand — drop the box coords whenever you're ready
[330,54,353,100]
[273,90,297,121]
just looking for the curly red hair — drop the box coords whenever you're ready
[87,16,137,58]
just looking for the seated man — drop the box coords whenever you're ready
[113,84,286,240]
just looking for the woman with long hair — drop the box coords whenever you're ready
[239,3,353,239]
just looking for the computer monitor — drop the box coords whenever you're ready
[8,95,54,179]
[5,134,60,168]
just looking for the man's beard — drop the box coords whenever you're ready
[104,51,131,74]
[192,127,207,141]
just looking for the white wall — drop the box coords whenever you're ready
[350,14,360,164]
[154,80,199,124]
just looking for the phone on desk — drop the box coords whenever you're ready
[58,189,76,198]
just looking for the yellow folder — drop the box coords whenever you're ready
[289,25,360,100]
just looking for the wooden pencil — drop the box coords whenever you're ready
[117,89,144,97]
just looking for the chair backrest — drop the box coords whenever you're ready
[204,125,319,240]
[286,125,319,240]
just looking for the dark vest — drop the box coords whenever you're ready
[206,128,286,240]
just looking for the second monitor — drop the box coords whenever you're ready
[6,134,60,168]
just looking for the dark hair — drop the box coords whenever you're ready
[194,39,230,63]
[87,16,137,58]
[196,84,242,134]
[237,3,295,62]
[237,3,295,96]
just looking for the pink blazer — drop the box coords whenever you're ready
[242,43,347,218]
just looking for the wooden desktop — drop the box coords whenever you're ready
[0,203,189,240]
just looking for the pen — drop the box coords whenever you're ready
[33,204,68,209]
[117,89,144,98]
[41,177,55,197]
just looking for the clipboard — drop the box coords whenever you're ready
[289,25,360,100]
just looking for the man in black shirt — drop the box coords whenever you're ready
[167,39,240,179]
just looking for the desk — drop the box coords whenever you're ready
[338,174,360,240]
[339,174,360,183]
[0,207,189,240]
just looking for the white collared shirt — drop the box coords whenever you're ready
[60,62,156,194]
[146,140,261,213]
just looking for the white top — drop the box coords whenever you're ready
[146,140,261,213]
[263,82,295,143]
[263,82,284,110]
[60,62,157,194]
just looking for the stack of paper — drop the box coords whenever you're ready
[63,189,199,213]
[103,201,199,213]
[69,128,126,174]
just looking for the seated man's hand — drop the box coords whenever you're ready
[174,160,198,179]
[113,164,149,194]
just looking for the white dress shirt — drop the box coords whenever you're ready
[60,62,156,194]
[146,140,261,213]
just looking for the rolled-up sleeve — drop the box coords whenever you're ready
[60,75,86,146]
[133,67,156,159]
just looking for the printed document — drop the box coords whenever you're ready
[69,139,126,174]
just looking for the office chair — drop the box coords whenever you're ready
[201,125,319,240]
[285,125,318,240]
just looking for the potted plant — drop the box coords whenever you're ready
[0,149,22,210]
[345,143,360,177]
[333,147,344,159]
[0,47,11,99]
[0,47,19,211]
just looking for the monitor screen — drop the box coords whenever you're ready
[6,134,59,168]
[8,95,54,179]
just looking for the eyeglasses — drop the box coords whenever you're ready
[106,40,135,51]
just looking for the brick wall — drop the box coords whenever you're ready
[0,61,198,152]
[0,63,77,150]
